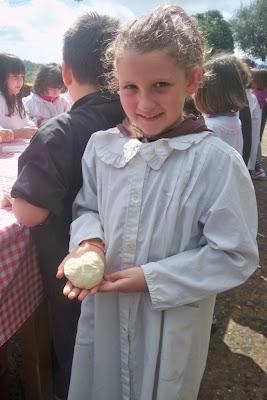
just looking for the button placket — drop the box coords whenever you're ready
[120,157,147,400]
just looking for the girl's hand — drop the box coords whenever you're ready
[1,192,14,208]
[0,129,14,143]
[56,242,105,301]
[98,267,148,293]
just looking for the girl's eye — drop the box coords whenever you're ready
[154,82,170,88]
[9,74,24,81]
[123,84,137,90]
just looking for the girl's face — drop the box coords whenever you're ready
[117,50,201,136]
[43,87,62,98]
[6,72,24,95]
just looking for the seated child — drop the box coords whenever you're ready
[0,53,37,143]
[23,63,70,127]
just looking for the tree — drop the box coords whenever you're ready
[194,10,234,56]
[231,0,267,61]
[24,60,40,84]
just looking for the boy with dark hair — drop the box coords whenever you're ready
[11,13,124,400]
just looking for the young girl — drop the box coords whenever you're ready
[23,63,70,127]
[194,55,247,155]
[0,53,37,143]
[57,6,258,400]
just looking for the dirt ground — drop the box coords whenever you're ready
[198,128,267,400]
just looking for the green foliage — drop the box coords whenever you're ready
[231,0,267,61]
[23,59,40,85]
[195,10,234,56]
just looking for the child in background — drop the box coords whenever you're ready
[12,13,124,400]
[233,57,262,172]
[57,6,258,400]
[0,53,37,143]
[194,55,247,155]
[23,63,70,127]
[250,68,267,179]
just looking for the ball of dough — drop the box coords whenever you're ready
[64,251,104,289]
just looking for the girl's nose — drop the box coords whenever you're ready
[138,91,155,111]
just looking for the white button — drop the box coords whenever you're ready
[132,195,139,203]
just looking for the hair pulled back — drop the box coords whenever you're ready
[106,5,204,91]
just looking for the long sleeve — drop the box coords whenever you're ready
[141,151,258,310]
[69,139,104,251]
[11,117,75,215]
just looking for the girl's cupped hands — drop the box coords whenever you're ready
[57,261,148,301]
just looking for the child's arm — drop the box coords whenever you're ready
[13,197,49,227]
[13,126,37,140]
[11,121,75,224]
[97,150,258,304]
[69,138,104,249]
[57,137,105,300]
[137,152,258,310]
[98,267,148,293]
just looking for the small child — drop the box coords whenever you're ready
[194,55,247,155]
[0,53,37,143]
[23,63,70,127]
[57,6,258,400]
[250,68,267,178]
[233,57,262,172]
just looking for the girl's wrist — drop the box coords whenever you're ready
[79,239,105,254]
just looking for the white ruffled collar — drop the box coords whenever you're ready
[94,128,210,170]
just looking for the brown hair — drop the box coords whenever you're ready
[229,56,252,88]
[251,68,267,90]
[0,53,26,118]
[194,55,247,115]
[63,13,119,87]
[106,5,204,91]
[33,63,64,95]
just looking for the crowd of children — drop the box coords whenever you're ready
[0,55,70,143]
[0,3,265,400]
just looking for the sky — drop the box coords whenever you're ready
[0,0,250,63]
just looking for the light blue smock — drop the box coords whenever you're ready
[68,128,258,400]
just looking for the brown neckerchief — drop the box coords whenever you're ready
[117,114,212,142]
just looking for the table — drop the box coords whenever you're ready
[0,148,44,345]
[0,145,52,400]
[0,207,43,346]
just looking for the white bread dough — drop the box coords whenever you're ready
[64,251,104,289]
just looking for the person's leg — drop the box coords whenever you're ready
[0,343,12,400]
[253,143,266,179]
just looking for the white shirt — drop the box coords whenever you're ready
[68,128,258,400]
[246,89,262,170]
[0,91,34,129]
[204,113,243,155]
[23,92,70,125]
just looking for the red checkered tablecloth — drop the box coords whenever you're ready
[0,148,44,347]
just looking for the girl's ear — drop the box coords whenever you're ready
[62,62,72,87]
[185,66,203,96]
